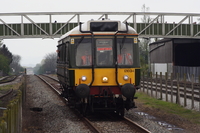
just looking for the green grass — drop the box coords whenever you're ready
[135,91,200,124]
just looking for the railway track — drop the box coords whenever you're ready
[0,75,18,84]
[0,75,21,117]
[0,75,18,101]
[0,89,13,99]
[86,112,151,133]
[36,74,151,133]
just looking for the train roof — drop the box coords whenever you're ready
[58,19,137,41]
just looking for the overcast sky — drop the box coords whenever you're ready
[1,0,200,67]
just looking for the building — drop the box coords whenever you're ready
[149,38,200,81]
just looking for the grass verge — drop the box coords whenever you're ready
[135,91,200,124]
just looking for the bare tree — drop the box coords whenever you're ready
[141,4,152,23]
[35,52,57,74]
[139,4,153,75]
[44,52,57,73]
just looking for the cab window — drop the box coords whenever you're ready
[96,39,113,66]
[76,38,92,66]
[117,38,134,66]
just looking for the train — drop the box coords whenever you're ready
[56,19,140,116]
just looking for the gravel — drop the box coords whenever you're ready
[125,109,171,133]
[22,75,91,133]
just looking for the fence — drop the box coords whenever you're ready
[140,72,200,111]
[0,77,25,133]
[173,66,200,83]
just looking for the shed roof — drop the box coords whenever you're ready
[149,38,172,45]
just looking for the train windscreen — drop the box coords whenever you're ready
[76,38,92,66]
[96,39,113,66]
[117,37,134,66]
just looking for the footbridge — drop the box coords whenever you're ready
[0,12,200,39]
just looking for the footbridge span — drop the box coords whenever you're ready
[0,12,200,39]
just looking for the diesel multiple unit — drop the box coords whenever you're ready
[57,19,140,116]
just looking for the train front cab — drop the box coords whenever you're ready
[73,35,140,115]
[58,21,140,116]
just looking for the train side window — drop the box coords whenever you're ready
[57,46,62,62]
[79,49,92,66]
[57,50,60,62]
[57,44,67,63]
[60,45,64,62]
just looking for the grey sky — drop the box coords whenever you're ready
[1,0,200,67]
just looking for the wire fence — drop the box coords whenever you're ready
[140,72,200,111]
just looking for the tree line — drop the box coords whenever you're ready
[0,40,24,76]
[0,39,57,76]
[33,52,57,74]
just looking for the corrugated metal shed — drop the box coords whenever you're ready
[149,39,173,63]
[149,38,200,81]
[150,38,200,66]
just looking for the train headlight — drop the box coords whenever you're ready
[81,76,87,81]
[123,75,129,81]
[102,76,108,83]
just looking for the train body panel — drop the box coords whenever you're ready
[69,68,140,86]
[56,19,140,116]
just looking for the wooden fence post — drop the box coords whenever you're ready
[150,72,153,97]
[142,72,145,92]
[3,110,8,133]
[147,72,149,95]
[165,72,168,102]
[160,72,162,100]
[176,73,180,105]
[18,91,22,133]
[184,73,187,107]
[156,72,158,99]
[11,102,14,133]
[191,74,194,109]
[170,73,173,103]
[23,75,27,107]
[7,105,11,133]
[0,118,7,133]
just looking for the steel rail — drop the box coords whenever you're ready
[0,75,18,84]
[102,112,151,133]
[123,117,151,133]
